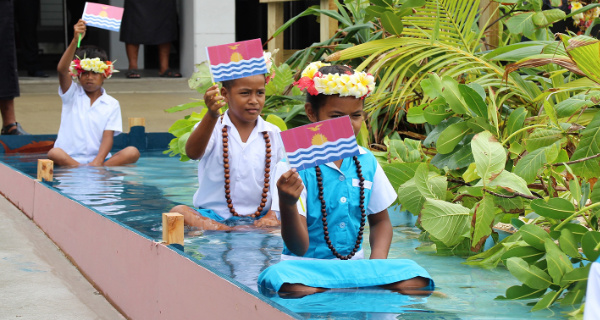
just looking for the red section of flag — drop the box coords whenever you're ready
[280,116,355,153]
[84,2,123,20]
[206,39,264,66]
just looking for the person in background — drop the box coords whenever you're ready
[14,0,49,77]
[120,0,182,79]
[1,0,29,135]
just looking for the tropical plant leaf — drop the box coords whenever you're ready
[459,84,487,118]
[472,195,497,250]
[397,178,426,214]
[436,121,471,154]
[560,286,585,307]
[555,94,599,118]
[496,284,546,300]
[505,12,536,37]
[471,131,506,184]
[525,128,565,152]
[513,147,546,184]
[421,199,470,247]
[265,114,287,131]
[531,290,562,311]
[380,11,404,35]
[501,246,544,264]
[414,163,447,200]
[570,111,600,178]
[545,239,574,285]
[441,76,470,115]
[530,198,576,220]
[486,170,533,196]
[562,264,591,283]
[506,257,553,290]
[505,107,528,144]
[582,231,600,261]
[520,224,552,251]
[423,100,452,125]
[560,34,600,85]
[559,229,583,259]
[382,162,421,191]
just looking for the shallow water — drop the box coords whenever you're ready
[1,151,576,319]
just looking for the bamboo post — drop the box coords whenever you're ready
[162,213,184,247]
[479,0,500,50]
[37,159,53,182]
[265,1,285,64]
[128,117,146,129]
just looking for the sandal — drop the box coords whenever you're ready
[159,69,182,78]
[1,122,29,135]
[126,69,141,79]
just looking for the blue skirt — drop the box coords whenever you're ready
[258,259,434,295]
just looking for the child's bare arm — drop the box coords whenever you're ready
[89,130,113,166]
[185,84,226,160]
[367,209,393,259]
[57,19,86,93]
[278,169,309,256]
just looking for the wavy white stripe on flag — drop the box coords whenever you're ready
[82,15,121,32]
[210,58,268,82]
[287,137,360,170]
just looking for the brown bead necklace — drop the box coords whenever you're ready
[314,155,366,260]
[222,125,271,218]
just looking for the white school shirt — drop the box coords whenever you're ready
[192,111,284,219]
[55,83,122,164]
[271,147,397,260]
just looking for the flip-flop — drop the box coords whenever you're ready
[159,69,182,78]
[126,69,141,79]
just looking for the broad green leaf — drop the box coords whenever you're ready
[423,117,462,147]
[462,163,478,183]
[177,132,190,156]
[265,114,287,131]
[496,284,546,300]
[436,121,471,154]
[505,12,536,38]
[530,198,575,220]
[423,100,452,125]
[356,120,368,148]
[407,106,426,124]
[441,76,469,115]
[534,10,565,27]
[466,117,494,134]
[402,0,426,8]
[421,199,470,247]
[561,287,585,307]
[520,224,553,251]
[570,111,600,178]
[501,246,544,264]
[472,196,497,249]
[552,223,589,243]
[382,162,420,192]
[506,257,553,290]
[494,192,524,214]
[397,179,425,215]
[505,107,527,144]
[582,231,600,261]
[560,34,600,85]
[420,73,443,98]
[525,128,565,152]
[559,229,582,259]
[459,84,487,118]
[545,239,574,284]
[414,163,447,200]
[380,11,403,36]
[471,131,506,184]
[562,264,591,283]
[432,143,474,170]
[513,148,546,184]
[531,290,561,311]
[486,171,533,196]
[555,94,597,118]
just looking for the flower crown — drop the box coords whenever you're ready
[293,61,375,99]
[69,57,117,79]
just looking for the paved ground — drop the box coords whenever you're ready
[1,72,198,319]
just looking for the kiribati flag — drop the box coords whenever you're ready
[206,39,268,82]
[280,116,360,171]
[82,2,123,32]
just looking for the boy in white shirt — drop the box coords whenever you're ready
[170,74,284,231]
[47,19,139,166]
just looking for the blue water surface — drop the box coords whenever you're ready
[0,151,577,319]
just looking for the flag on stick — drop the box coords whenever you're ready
[206,39,267,82]
[280,116,360,171]
[82,2,123,32]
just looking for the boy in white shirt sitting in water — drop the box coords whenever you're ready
[170,74,284,231]
[47,19,139,166]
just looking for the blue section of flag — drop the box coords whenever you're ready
[82,14,121,32]
[287,137,360,171]
[210,57,268,82]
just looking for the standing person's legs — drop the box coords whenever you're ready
[125,43,141,78]
[158,42,181,77]
[14,0,47,77]
[0,99,28,135]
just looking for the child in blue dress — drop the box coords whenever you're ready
[259,62,433,297]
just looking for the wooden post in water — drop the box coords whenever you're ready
[128,117,146,129]
[162,213,184,247]
[37,159,53,182]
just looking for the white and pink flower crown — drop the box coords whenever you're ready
[293,61,375,99]
[69,57,117,79]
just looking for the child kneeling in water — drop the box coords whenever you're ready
[259,62,433,297]
[170,73,284,230]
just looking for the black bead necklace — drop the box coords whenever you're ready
[221,121,271,218]
[315,155,366,260]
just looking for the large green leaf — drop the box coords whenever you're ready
[559,229,582,259]
[501,246,544,264]
[423,100,452,125]
[531,290,562,311]
[380,11,404,36]
[555,94,599,118]
[397,179,425,214]
[560,34,600,85]
[530,198,576,220]
[570,110,600,178]
[459,84,487,118]
[505,107,527,144]
[544,239,574,285]
[506,257,553,290]
[582,231,600,261]
[496,284,546,300]
[382,162,421,192]
[520,224,552,251]
[471,131,506,184]
[505,12,536,38]
[441,76,470,115]
[562,264,591,283]
[414,163,447,200]
[265,114,287,131]
[436,121,471,154]
[561,286,585,307]
[472,195,497,249]
[420,73,444,98]
[421,199,470,247]
[525,128,565,152]
[513,147,546,184]
[486,170,533,196]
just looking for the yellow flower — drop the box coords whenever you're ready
[301,61,331,78]
[571,1,583,11]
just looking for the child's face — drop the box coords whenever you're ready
[306,96,365,137]
[78,71,104,93]
[221,75,266,125]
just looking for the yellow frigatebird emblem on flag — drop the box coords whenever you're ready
[229,44,243,62]
[307,124,322,132]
